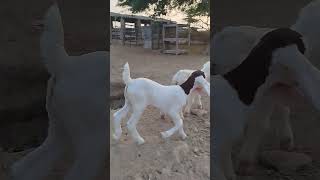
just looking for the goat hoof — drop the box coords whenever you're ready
[112,134,121,141]
[112,130,122,140]
[161,132,170,139]
[236,160,255,176]
[160,115,165,119]
[280,137,294,151]
[136,138,145,145]
[180,134,187,140]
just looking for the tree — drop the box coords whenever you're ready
[117,0,209,17]
[184,2,209,30]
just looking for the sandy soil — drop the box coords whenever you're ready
[110,44,210,180]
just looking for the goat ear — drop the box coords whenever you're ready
[192,77,210,96]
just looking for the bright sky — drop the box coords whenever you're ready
[110,0,187,23]
[110,0,210,30]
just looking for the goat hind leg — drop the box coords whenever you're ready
[127,109,145,145]
[161,112,183,139]
[113,101,130,140]
[11,124,66,180]
[275,105,294,150]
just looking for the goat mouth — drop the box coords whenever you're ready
[191,87,206,96]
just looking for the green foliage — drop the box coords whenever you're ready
[118,0,209,17]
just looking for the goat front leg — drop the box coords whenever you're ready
[274,105,294,150]
[64,131,107,180]
[184,92,196,115]
[222,150,236,180]
[195,93,203,109]
[180,110,184,120]
[161,111,184,139]
[212,130,234,180]
[160,111,166,119]
[237,100,274,175]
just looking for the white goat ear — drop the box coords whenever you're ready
[192,76,210,96]
[120,62,127,70]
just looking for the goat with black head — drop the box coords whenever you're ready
[113,63,210,145]
[212,28,320,180]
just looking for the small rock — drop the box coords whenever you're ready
[193,147,200,155]
[259,150,312,172]
[171,163,184,173]
[156,169,162,174]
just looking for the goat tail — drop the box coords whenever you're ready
[122,62,132,85]
[40,3,68,75]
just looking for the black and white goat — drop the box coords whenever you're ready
[171,61,210,114]
[11,4,108,180]
[112,63,210,145]
[212,28,320,180]
[212,0,320,153]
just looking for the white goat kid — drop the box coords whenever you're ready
[113,63,209,145]
[212,28,320,180]
[11,4,108,180]
[171,61,210,114]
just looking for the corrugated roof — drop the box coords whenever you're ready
[110,12,175,23]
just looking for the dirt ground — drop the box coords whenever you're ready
[110,44,210,180]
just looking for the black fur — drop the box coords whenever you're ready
[223,28,306,105]
[180,70,206,95]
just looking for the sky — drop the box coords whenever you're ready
[110,0,187,23]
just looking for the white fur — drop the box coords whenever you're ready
[11,4,108,180]
[213,0,320,73]
[112,63,209,145]
[213,44,320,179]
[171,61,210,114]
[212,0,320,157]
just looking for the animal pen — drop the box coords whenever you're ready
[111,12,174,50]
[162,24,191,55]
